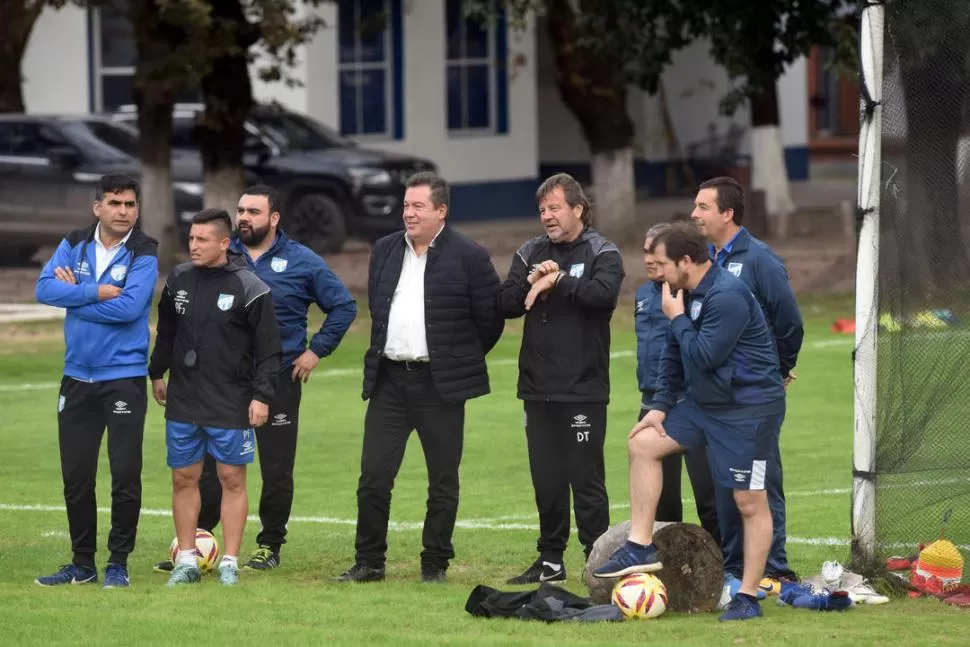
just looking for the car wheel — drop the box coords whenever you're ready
[288,193,348,255]
[0,246,39,267]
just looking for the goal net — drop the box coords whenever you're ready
[853,0,970,573]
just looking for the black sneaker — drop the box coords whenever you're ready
[333,563,385,583]
[243,546,281,571]
[153,559,175,573]
[506,559,566,585]
[421,565,447,583]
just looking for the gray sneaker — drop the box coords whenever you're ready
[166,563,200,587]
[218,562,239,586]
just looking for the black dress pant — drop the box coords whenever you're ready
[57,376,146,568]
[197,370,302,550]
[641,407,721,544]
[354,360,465,569]
[524,400,610,563]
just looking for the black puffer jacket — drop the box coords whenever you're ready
[497,228,625,403]
[362,226,504,403]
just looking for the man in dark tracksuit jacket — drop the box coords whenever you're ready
[636,223,719,543]
[498,173,624,585]
[148,209,281,587]
[155,185,357,573]
[34,174,157,589]
[593,221,785,622]
[691,176,804,586]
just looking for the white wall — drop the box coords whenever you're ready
[22,5,89,115]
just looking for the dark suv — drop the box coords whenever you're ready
[0,114,203,266]
[113,102,438,253]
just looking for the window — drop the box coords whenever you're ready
[88,4,200,113]
[444,0,508,135]
[337,0,404,139]
[0,122,70,158]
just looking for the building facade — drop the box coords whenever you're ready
[22,2,852,222]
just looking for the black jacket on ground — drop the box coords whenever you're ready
[498,227,624,403]
[361,225,504,403]
[148,252,281,428]
[465,583,623,622]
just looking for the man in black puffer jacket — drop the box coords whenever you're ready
[499,173,625,586]
[336,172,504,584]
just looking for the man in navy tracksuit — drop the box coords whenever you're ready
[635,223,719,543]
[34,174,158,589]
[594,221,785,622]
[690,176,804,589]
[154,184,357,572]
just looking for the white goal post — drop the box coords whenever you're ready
[851,0,885,565]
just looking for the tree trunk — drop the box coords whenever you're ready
[591,147,635,237]
[135,88,176,270]
[901,53,970,298]
[0,0,46,113]
[584,520,722,613]
[129,0,181,269]
[749,82,794,239]
[197,0,257,216]
[544,0,637,243]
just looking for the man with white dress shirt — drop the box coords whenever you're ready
[335,172,504,584]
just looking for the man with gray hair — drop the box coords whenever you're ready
[635,222,719,541]
[498,172,624,585]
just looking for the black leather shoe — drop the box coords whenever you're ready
[333,563,385,582]
[421,565,447,583]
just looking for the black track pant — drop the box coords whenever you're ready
[197,371,302,551]
[354,361,465,569]
[57,376,146,568]
[523,400,610,563]
[642,407,721,544]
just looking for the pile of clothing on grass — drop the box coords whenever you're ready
[886,538,970,607]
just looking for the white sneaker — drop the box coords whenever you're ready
[846,580,889,605]
[821,560,844,588]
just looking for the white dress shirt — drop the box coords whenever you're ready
[383,227,444,362]
[94,224,132,280]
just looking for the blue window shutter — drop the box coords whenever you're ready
[494,1,508,135]
[391,0,404,140]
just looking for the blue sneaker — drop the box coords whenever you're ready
[166,563,201,587]
[719,594,764,621]
[592,541,662,578]
[103,563,130,588]
[720,574,767,608]
[35,563,98,587]
[777,582,854,611]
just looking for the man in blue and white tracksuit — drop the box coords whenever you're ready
[154,184,357,573]
[34,174,159,589]
[636,223,719,543]
[690,176,804,589]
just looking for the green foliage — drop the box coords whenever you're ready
[468,0,853,114]
[60,0,333,91]
[692,0,855,115]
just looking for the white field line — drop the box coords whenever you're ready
[6,500,968,551]
[0,339,854,393]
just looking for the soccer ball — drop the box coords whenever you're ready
[169,528,220,571]
[611,573,668,619]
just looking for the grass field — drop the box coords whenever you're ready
[0,292,967,646]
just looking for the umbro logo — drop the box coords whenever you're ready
[113,401,130,415]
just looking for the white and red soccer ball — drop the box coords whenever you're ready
[169,528,220,571]
[611,572,668,619]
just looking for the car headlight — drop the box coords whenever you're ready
[348,167,392,191]
[173,182,203,196]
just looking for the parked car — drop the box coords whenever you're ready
[113,102,438,254]
[0,114,203,266]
